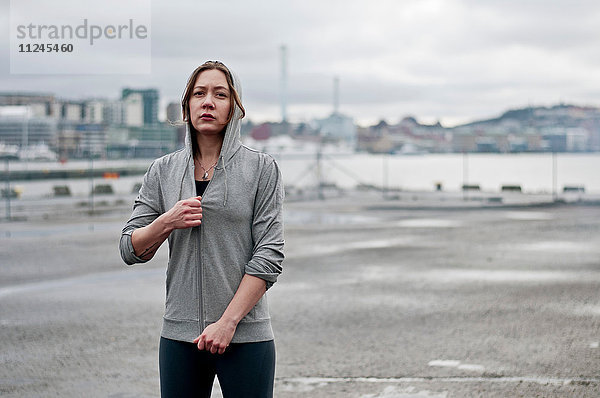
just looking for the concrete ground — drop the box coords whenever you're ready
[1,191,599,397]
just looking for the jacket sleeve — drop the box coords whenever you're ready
[245,156,285,289]
[119,160,164,266]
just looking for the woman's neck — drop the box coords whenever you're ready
[195,133,223,163]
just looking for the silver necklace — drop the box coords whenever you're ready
[197,158,218,180]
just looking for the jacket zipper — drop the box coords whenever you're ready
[190,158,205,336]
[197,226,204,334]
[196,163,215,334]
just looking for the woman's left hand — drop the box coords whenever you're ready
[193,318,236,354]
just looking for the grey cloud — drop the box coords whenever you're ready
[1,0,600,125]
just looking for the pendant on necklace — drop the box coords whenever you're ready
[203,171,209,180]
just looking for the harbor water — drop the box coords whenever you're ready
[4,152,600,201]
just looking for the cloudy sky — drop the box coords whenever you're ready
[2,0,600,127]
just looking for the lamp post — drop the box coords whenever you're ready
[89,153,94,215]
[3,156,11,222]
[552,151,557,202]
[316,145,324,200]
[383,153,389,199]
[462,151,469,201]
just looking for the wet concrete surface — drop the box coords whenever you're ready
[1,192,600,397]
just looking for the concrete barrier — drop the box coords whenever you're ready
[92,184,114,195]
[1,188,20,199]
[53,185,71,197]
[563,186,585,193]
[501,185,522,192]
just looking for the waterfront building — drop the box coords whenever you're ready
[60,101,84,122]
[0,106,57,149]
[314,112,357,148]
[83,100,105,124]
[122,92,144,127]
[103,100,124,126]
[0,92,56,118]
[106,124,178,158]
[76,123,107,157]
[121,88,159,126]
[566,128,590,152]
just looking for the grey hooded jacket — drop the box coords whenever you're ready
[119,76,284,343]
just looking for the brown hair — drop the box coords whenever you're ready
[181,60,246,126]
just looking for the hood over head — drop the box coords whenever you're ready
[181,65,245,205]
[184,68,244,165]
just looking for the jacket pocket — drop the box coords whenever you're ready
[164,259,198,321]
[247,296,270,321]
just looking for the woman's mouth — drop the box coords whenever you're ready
[200,113,216,120]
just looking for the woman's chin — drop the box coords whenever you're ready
[193,125,227,136]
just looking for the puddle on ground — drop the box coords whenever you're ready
[428,359,485,373]
[428,360,461,368]
[395,219,462,228]
[504,211,554,221]
[418,269,600,284]
[285,210,379,226]
[516,241,595,253]
[277,375,599,395]
[287,237,414,258]
[361,385,448,398]
[571,305,600,316]
[0,221,121,238]
[278,378,448,397]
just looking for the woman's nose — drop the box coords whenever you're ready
[202,94,215,108]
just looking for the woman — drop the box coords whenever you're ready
[119,61,285,398]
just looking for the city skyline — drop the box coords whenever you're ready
[3,85,598,129]
[2,0,600,127]
[3,88,598,156]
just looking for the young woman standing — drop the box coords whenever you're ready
[120,61,285,397]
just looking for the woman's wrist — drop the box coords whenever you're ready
[220,313,241,328]
[156,212,175,236]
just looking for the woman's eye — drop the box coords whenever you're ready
[216,93,227,98]
[194,91,204,96]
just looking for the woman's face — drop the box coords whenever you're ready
[188,69,232,136]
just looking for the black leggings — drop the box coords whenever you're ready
[159,337,275,398]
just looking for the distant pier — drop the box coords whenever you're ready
[0,163,148,181]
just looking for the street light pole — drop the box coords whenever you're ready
[383,153,388,199]
[552,151,557,201]
[4,157,11,222]
[89,154,94,215]
[462,151,469,201]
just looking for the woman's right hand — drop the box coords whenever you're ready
[162,196,203,231]
[130,196,203,261]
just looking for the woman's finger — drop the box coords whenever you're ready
[196,335,205,350]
